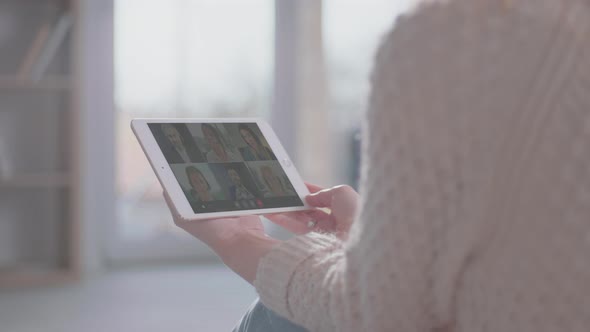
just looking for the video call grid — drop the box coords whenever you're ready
[148,122,303,213]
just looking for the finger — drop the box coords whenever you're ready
[311,216,336,233]
[305,187,337,208]
[265,211,306,223]
[265,212,310,235]
[305,209,336,232]
[305,182,324,194]
[265,209,330,225]
[304,209,331,223]
[269,219,310,235]
[265,210,335,234]
[265,213,298,225]
[306,185,357,208]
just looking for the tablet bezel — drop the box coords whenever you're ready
[131,118,311,221]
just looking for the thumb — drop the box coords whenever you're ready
[305,185,358,208]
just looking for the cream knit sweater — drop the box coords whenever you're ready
[254,0,590,331]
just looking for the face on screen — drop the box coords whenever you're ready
[188,169,209,192]
[240,128,258,149]
[149,122,304,213]
[202,125,221,148]
[161,124,183,149]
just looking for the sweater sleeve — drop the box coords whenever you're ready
[253,10,462,330]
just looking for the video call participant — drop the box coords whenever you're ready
[185,166,224,202]
[161,124,205,163]
[238,124,277,161]
[260,166,295,197]
[201,124,241,163]
[226,167,256,201]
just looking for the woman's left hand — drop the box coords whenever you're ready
[163,191,278,283]
[164,190,264,249]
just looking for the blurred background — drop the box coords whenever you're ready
[0,0,413,330]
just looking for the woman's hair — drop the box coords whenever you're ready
[185,166,210,190]
[260,165,285,192]
[161,123,186,145]
[238,124,263,148]
[201,123,225,148]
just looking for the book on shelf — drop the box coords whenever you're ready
[16,12,73,83]
[16,23,51,82]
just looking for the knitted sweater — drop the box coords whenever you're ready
[254,0,590,331]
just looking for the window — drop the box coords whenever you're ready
[113,0,273,261]
[109,0,413,261]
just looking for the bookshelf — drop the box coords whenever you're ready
[0,75,71,90]
[0,0,80,288]
[0,173,70,188]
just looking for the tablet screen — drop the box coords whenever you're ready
[148,122,304,213]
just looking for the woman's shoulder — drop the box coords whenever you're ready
[239,146,256,161]
[206,150,220,162]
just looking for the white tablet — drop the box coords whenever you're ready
[131,118,311,221]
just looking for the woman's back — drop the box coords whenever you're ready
[252,1,590,331]
[371,0,590,330]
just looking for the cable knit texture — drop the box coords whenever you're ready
[254,0,590,331]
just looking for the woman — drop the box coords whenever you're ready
[185,166,223,202]
[159,124,205,163]
[165,0,590,331]
[238,124,276,161]
[226,168,256,201]
[201,123,241,162]
[260,166,295,197]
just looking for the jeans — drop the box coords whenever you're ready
[233,298,309,332]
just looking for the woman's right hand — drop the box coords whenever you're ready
[265,183,360,240]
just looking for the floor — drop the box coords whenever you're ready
[0,264,258,332]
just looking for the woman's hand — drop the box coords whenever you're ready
[163,191,264,250]
[162,182,360,283]
[163,191,278,284]
[265,183,360,240]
